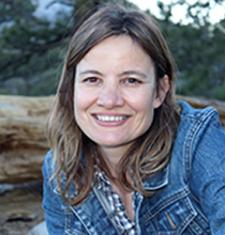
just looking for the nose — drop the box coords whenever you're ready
[97,83,124,108]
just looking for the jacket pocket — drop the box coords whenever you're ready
[141,190,210,234]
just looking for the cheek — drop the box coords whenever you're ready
[126,90,155,113]
[73,87,96,115]
[128,93,156,129]
[73,89,86,118]
[74,93,89,130]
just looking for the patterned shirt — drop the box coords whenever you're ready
[94,168,136,235]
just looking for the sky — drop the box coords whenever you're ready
[36,0,225,24]
[128,0,225,24]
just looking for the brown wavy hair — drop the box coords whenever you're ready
[47,3,179,205]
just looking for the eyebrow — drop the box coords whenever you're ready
[119,70,147,79]
[79,70,103,76]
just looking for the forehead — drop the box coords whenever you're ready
[85,35,144,55]
[77,35,154,70]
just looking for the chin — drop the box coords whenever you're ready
[94,138,132,149]
[96,141,123,147]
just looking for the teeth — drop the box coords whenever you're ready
[96,115,127,122]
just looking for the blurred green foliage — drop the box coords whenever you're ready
[0,0,224,100]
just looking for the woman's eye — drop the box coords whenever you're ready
[83,77,100,84]
[123,78,142,86]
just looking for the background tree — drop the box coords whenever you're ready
[0,0,73,95]
[156,0,225,100]
[0,0,224,100]
[0,0,134,95]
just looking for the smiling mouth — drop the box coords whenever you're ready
[94,114,129,122]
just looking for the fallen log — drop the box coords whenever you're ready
[0,95,54,183]
[0,95,224,184]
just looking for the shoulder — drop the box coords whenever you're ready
[173,100,225,173]
[176,100,222,144]
[42,150,56,184]
[175,100,225,175]
[178,99,218,125]
[42,150,76,197]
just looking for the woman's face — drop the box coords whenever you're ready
[74,36,168,156]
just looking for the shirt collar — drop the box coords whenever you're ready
[94,164,169,191]
[94,165,111,190]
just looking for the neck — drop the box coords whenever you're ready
[99,144,130,176]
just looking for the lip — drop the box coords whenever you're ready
[91,113,131,127]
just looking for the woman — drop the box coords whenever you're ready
[42,3,225,235]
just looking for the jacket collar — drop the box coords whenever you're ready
[142,165,169,190]
[52,163,169,196]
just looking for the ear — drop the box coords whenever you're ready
[153,75,170,109]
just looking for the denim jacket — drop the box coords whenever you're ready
[42,100,225,235]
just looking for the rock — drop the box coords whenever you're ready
[0,183,44,235]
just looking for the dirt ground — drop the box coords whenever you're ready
[0,182,44,235]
